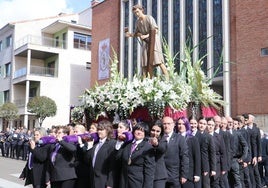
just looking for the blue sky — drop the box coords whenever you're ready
[0,0,91,28]
[66,0,91,12]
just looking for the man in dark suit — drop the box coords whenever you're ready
[227,116,248,188]
[244,114,262,188]
[0,132,5,157]
[259,130,268,187]
[162,116,189,188]
[10,128,19,158]
[217,116,231,188]
[236,116,252,188]
[195,117,216,188]
[4,127,12,158]
[48,126,77,188]
[207,117,228,188]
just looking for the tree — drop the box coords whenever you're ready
[27,96,57,127]
[0,102,19,128]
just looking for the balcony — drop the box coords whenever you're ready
[15,35,66,50]
[14,66,55,79]
[14,97,34,108]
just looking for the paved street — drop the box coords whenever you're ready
[0,157,31,188]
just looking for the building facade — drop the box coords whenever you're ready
[90,0,268,129]
[0,8,92,130]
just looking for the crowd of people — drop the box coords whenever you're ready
[0,113,268,188]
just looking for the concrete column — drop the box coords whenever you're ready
[180,0,186,62]
[207,0,214,80]
[193,0,199,63]
[24,80,29,128]
[222,0,231,116]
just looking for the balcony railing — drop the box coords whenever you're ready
[14,97,34,107]
[31,66,55,76]
[15,35,66,50]
[14,66,55,79]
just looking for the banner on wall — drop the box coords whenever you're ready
[98,38,110,80]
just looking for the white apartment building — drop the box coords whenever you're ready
[0,8,92,130]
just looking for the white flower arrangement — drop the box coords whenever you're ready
[79,44,225,121]
[80,50,191,119]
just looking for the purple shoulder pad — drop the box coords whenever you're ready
[122,131,134,142]
[90,132,99,143]
[63,135,78,143]
[39,136,56,145]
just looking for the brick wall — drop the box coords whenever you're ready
[230,1,268,117]
[90,0,120,86]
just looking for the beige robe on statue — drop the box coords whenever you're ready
[134,15,164,67]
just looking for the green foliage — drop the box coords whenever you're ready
[27,96,57,127]
[179,44,225,108]
[0,102,19,127]
[71,106,84,124]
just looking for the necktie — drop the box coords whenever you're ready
[130,141,137,154]
[28,152,33,170]
[165,134,170,143]
[51,143,60,165]
[92,141,103,167]
[128,141,137,165]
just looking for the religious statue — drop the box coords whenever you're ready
[125,4,168,78]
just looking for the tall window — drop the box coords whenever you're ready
[4,90,10,103]
[5,63,11,77]
[161,1,168,42]
[55,36,59,47]
[123,1,129,78]
[213,0,223,77]
[63,33,67,49]
[0,40,2,51]
[173,0,180,71]
[185,0,193,48]
[6,35,12,48]
[29,87,37,98]
[73,33,91,50]
[199,0,208,72]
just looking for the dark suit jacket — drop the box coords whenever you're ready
[164,132,189,183]
[20,143,50,186]
[120,139,155,188]
[153,136,168,181]
[212,132,228,178]
[230,130,248,161]
[48,140,77,182]
[253,124,262,158]
[195,131,216,173]
[239,127,252,163]
[86,138,116,188]
[74,144,91,188]
[247,126,258,158]
[185,135,201,181]
[261,137,268,158]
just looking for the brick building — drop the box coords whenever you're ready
[90,0,268,130]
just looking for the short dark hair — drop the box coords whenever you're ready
[242,113,249,120]
[133,122,149,137]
